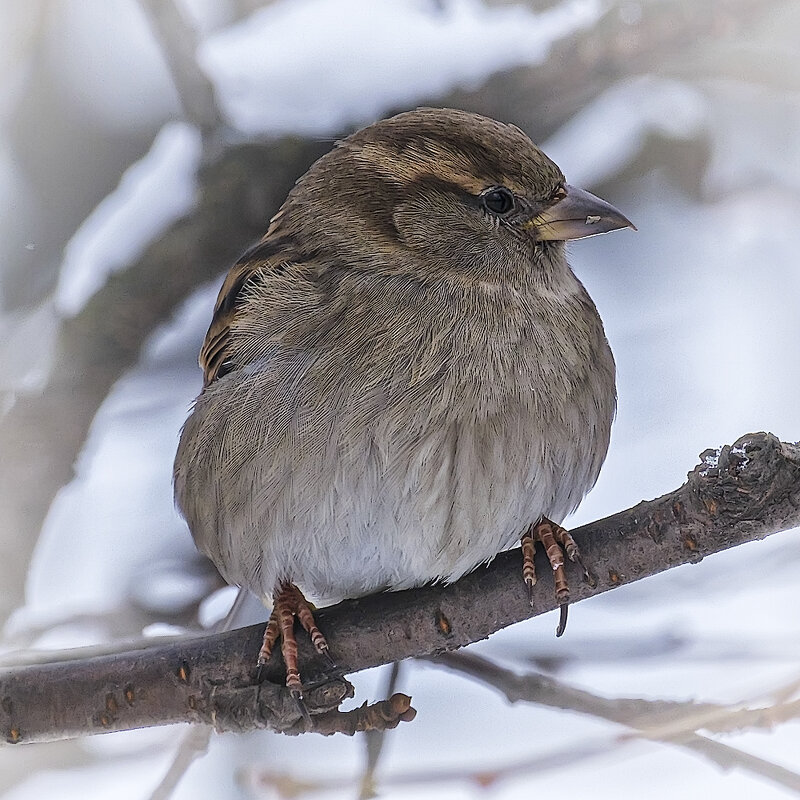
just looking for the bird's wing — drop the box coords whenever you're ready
[200,237,285,387]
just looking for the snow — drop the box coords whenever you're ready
[2,0,800,799]
[544,75,708,187]
[55,122,202,316]
[198,0,602,135]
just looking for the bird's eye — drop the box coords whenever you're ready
[481,187,515,216]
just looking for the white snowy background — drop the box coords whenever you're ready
[1,0,799,798]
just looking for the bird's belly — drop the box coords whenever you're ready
[218,399,604,605]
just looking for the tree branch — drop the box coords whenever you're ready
[431,652,800,793]
[1,432,798,744]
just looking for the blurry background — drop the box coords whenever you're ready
[1,0,799,798]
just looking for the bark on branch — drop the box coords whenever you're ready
[1,431,798,744]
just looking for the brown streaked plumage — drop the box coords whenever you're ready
[175,107,634,702]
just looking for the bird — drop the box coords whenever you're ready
[173,107,633,700]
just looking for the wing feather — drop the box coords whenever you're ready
[199,236,290,386]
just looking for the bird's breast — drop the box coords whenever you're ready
[176,275,615,603]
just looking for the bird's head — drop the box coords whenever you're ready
[275,107,634,285]
[200,108,634,383]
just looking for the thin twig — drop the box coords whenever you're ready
[148,725,213,800]
[241,734,628,798]
[137,0,222,134]
[432,651,800,793]
[429,650,726,723]
[358,662,403,800]
[242,662,800,797]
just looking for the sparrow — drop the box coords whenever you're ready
[174,107,633,700]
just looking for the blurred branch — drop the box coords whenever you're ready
[1,432,798,744]
[229,0,279,21]
[0,137,329,628]
[138,0,222,134]
[433,652,800,792]
[241,736,622,797]
[432,650,726,724]
[148,725,212,800]
[242,667,800,798]
[358,662,403,800]
[0,0,781,630]
[439,0,781,140]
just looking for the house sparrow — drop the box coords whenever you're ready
[174,108,633,699]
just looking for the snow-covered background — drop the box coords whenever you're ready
[1,0,799,798]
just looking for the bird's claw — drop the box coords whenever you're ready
[259,582,332,702]
[521,517,588,637]
[556,603,569,637]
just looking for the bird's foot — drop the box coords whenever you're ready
[521,518,589,637]
[258,582,331,705]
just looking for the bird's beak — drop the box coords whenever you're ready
[528,184,636,241]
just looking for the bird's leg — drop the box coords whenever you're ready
[258,582,331,700]
[520,530,538,603]
[549,518,591,581]
[257,615,281,665]
[521,517,587,637]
